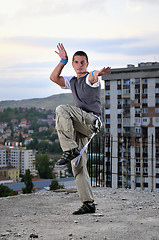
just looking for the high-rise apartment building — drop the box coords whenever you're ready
[0,147,36,177]
[102,62,159,191]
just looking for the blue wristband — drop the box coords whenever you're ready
[91,70,96,77]
[60,59,68,65]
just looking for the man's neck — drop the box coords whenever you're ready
[76,72,88,78]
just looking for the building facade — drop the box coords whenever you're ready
[0,147,36,179]
[102,62,159,191]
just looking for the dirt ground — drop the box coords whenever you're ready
[0,187,159,240]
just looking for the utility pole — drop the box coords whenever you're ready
[110,135,113,188]
[151,135,154,192]
[126,137,129,188]
[140,137,144,190]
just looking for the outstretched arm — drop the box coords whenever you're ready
[88,67,111,85]
[50,43,68,87]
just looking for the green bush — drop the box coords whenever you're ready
[49,179,64,191]
[0,184,18,197]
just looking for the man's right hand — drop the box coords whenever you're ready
[55,43,68,60]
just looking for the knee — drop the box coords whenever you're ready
[56,105,66,115]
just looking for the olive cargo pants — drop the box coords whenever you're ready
[56,105,100,203]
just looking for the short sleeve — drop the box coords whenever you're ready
[85,75,100,88]
[61,76,74,89]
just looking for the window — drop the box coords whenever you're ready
[142,78,147,84]
[155,88,159,93]
[106,128,110,133]
[135,78,140,84]
[144,167,148,173]
[105,109,110,114]
[155,108,159,113]
[123,89,130,94]
[136,167,140,173]
[143,147,148,153]
[143,158,148,163]
[155,78,159,83]
[135,108,141,114]
[135,127,141,133]
[124,127,130,133]
[105,90,110,96]
[118,118,121,124]
[142,118,148,123]
[117,80,121,85]
[136,147,140,153]
[136,158,140,163]
[118,99,122,105]
[106,137,110,142]
[142,108,148,114]
[135,98,140,104]
[118,128,121,133]
[156,98,159,104]
[135,117,141,123]
[155,118,159,123]
[142,98,147,104]
[105,81,110,86]
[105,99,110,105]
[124,79,130,85]
[105,119,110,124]
[118,90,121,95]
[143,88,148,94]
[135,89,140,94]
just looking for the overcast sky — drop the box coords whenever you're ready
[0,0,159,101]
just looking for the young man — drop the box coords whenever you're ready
[50,43,110,214]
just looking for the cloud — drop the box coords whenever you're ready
[3,35,159,57]
[0,75,71,100]
[7,61,54,70]
[17,0,108,17]
[131,0,159,4]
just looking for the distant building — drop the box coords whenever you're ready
[21,149,36,175]
[0,176,13,184]
[0,149,7,167]
[102,62,159,191]
[19,118,27,127]
[0,167,19,182]
[38,126,48,132]
[0,146,36,176]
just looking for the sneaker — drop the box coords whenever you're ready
[73,202,96,215]
[56,148,80,166]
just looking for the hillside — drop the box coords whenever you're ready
[0,89,104,110]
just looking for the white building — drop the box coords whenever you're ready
[0,149,7,167]
[21,150,36,175]
[102,62,159,191]
[0,147,36,176]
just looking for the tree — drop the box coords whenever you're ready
[48,142,62,154]
[0,184,18,197]
[18,132,24,144]
[26,137,38,150]
[35,153,53,179]
[37,141,49,153]
[22,169,34,194]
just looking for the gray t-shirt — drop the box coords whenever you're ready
[62,73,102,116]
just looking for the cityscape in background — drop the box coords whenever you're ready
[0,62,159,192]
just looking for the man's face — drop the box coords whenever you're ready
[72,55,89,75]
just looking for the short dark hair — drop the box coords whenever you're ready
[72,51,88,63]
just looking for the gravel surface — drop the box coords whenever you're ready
[0,187,159,240]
